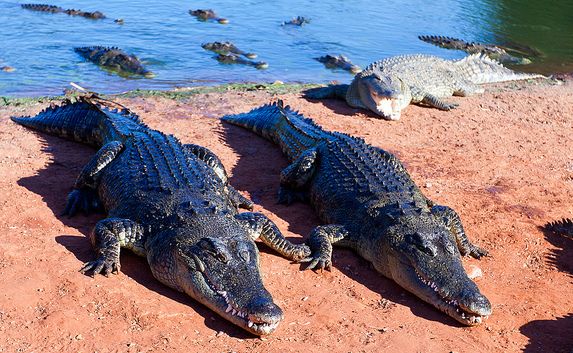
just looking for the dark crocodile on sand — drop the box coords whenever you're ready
[22,3,105,19]
[304,54,544,120]
[216,53,268,70]
[202,42,258,59]
[75,46,154,78]
[189,9,229,24]
[315,55,362,74]
[11,95,311,335]
[282,16,310,26]
[544,218,573,239]
[222,101,492,326]
[418,35,536,65]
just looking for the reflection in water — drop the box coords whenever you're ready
[0,0,571,96]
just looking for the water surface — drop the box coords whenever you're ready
[1,0,571,96]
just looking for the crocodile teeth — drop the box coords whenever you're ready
[217,290,227,296]
[225,304,233,313]
[248,320,254,328]
[232,309,237,315]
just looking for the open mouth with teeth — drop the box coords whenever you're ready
[373,97,403,120]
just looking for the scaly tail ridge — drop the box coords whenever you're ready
[454,53,544,84]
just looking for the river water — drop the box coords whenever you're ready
[1,0,572,96]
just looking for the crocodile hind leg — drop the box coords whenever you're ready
[278,148,318,205]
[63,141,124,216]
[431,205,488,258]
[300,224,349,271]
[235,212,310,261]
[81,218,145,276]
[227,185,254,210]
[454,82,485,97]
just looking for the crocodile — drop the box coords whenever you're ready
[215,53,268,70]
[544,218,573,239]
[21,3,105,19]
[282,16,311,26]
[74,46,154,78]
[315,55,362,74]
[189,9,229,24]
[11,95,311,335]
[202,42,258,59]
[304,54,544,120]
[222,100,492,326]
[418,35,533,65]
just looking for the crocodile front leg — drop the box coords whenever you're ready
[183,143,228,182]
[419,93,459,111]
[431,205,488,258]
[63,141,123,216]
[235,212,310,261]
[300,224,348,271]
[81,217,145,276]
[278,148,317,205]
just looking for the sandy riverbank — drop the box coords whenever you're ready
[0,80,571,352]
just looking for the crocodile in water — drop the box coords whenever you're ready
[202,42,258,59]
[22,3,105,19]
[189,9,229,24]
[222,101,492,326]
[216,53,268,70]
[418,35,535,65]
[11,95,311,335]
[304,54,543,120]
[315,55,362,74]
[75,46,154,78]
[282,16,310,26]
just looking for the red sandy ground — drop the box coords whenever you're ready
[0,80,572,353]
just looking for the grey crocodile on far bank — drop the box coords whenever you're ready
[315,55,362,74]
[222,101,492,326]
[216,53,268,70]
[418,35,537,65]
[21,3,105,19]
[202,42,257,59]
[304,54,544,120]
[11,95,310,335]
[189,9,228,24]
[75,46,154,78]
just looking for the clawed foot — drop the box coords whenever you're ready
[468,244,488,259]
[299,253,332,271]
[80,255,120,277]
[62,188,103,217]
[443,102,459,111]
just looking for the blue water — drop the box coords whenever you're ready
[1,0,572,96]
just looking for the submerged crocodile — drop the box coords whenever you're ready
[418,35,534,65]
[12,95,311,335]
[544,218,573,239]
[202,42,258,59]
[222,101,492,326]
[304,54,543,120]
[189,9,228,24]
[216,53,268,70]
[22,3,105,19]
[315,55,362,74]
[75,46,154,78]
[282,16,310,26]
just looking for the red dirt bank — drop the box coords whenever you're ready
[0,80,572,352]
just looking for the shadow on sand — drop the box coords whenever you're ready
[220,121,469,327]
[16,131,256,339]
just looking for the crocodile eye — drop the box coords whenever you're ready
[239,249,250,262]
[198,238,230,263]
[408,232,437,257]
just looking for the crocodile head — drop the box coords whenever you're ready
[357,73,411,120]
[373,214,492,325]
[108,53,154,78]
[147,216,283,336]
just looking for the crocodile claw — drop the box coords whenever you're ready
[80,256,120,277]
[299,255,332,271]
[62,189,103,217]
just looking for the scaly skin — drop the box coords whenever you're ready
[305,54,544,120]
[202,42,258,59]
[189,9,228,24]
[418,35,532,65]
[222,101,492,326]
[21,3,105,19]
[315,55,362,74]
[216,53,268,70]
[74,46,154,78]
[12,95,310,335]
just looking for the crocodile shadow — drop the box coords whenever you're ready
[520,313,573,353]
[303,96,382,119]
[16,132,254,338]
[538,225,573,275]
[221,122,463,326]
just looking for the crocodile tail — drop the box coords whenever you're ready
[303,84,349,100]
[454,53,544,84]
[221,100,327,160]
[11,95,143,147]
